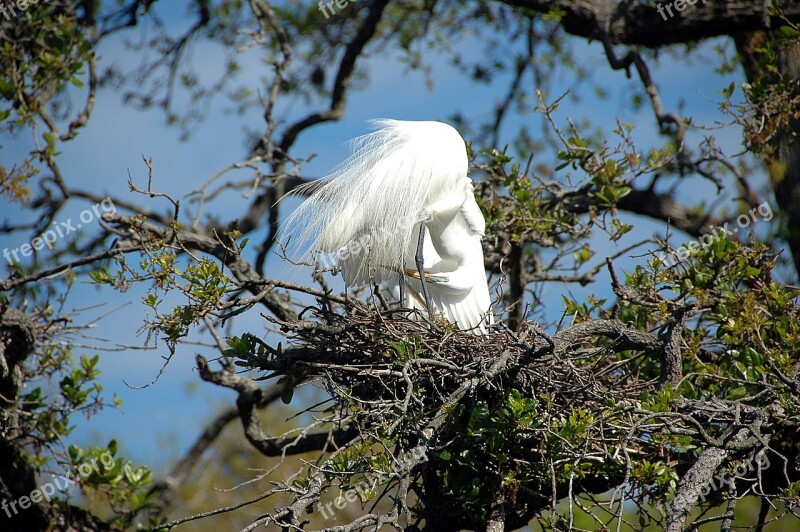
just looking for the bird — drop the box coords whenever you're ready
[282,119,493,334]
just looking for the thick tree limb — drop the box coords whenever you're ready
[498,0,800,47]
[0,305,36,439]
[618,187,716,236]
[0,308,49,531]
[486,487,508,532]
[659,311,687,388]
[0,439,51,532]
[666,445,729,532]
[0,307,111,531]
[736,32,800,277]
[196,355,357,457]
[552,318,662,355]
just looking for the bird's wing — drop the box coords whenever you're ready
[459,183,486,237]
[426,268,493,334]
[404,212,493,334]
[404,262,493,334]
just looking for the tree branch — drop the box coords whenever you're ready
[196,355,357,457]
[275,0,392,156]
[102,212,297,322]
[552,318,662,355]
[498,0,800,47]
[666,445,729,532]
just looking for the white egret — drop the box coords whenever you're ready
[283,119,493,334]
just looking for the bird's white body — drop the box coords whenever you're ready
[399,187,493,333]
[284,119,493,334]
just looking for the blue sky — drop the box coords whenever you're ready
[0,2,762,474]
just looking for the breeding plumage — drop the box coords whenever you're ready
[283,119,493,334]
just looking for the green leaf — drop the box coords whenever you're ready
[281,385,294,404]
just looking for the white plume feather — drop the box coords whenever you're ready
[282,119,468,283]
[281,119,494,334]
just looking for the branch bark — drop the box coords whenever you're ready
[0,307,49,531]
[196,355,357,457]
[666,445,728,532]
[497,0,800,47]
[552,318,662,355]
[102,212,297,322]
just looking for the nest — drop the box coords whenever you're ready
[258,303,649,453]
